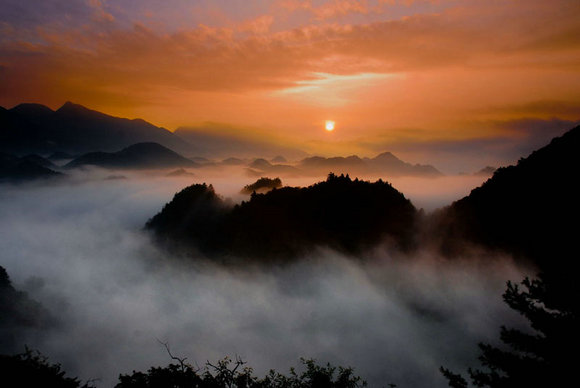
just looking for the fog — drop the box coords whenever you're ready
[0,171,528,387]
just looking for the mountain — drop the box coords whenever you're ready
[473,166,496,176]
[0,153,63,183]
[174,124,307,160]
[300,155,367,174]
[0,102,194,155]
[146,173,418,260]
[367,152,443,176]
[65,142,197,170]
[246,158,300,177]
[299,152,442,177]
[430,125,580,269]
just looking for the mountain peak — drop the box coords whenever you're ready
[374,151,400,161]
[10,103,54,117]
[56,101,88,113]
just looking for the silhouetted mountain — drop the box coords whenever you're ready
[65,142,197,170]
[166,168,195,177]
[221,157,246,166]
[48,151,76,161]
[241,177,282,194]
[145,183,229,252]
[430,125,580,268]
[473,166,496,176]
[301,155,366,173]
[249,158,273,170]
[146,174,418,260]
[0,102,194,155]
[368,152,443,176]
[174,124,307,160]
[0,153,63,183]
[246,158,300,177]
[299,153,442,177]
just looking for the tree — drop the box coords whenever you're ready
[441,272,579,387]
[116,356,367,388]
[0,347,95,388]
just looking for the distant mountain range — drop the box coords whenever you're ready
[174,125,308,160]
[244,152,442,178]
[298,152,443,177]
[1,102,447,178]
[0,153,63,183]
[0,102,193,155]
[65,142,197,170]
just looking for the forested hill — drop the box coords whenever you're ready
[430,125,580,269]
[146,173,418,261]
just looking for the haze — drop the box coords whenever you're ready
[0,170,529,387]
[1,0,580,171]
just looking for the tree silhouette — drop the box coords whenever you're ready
[0,348,95,388]
[241,177,282,194]
[116,357,366,388]
[441,272,579,387]
[430,125,580,270]
[146,174,418,261]
[1,265,54,353]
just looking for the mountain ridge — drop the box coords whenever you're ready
[65,142,197,170]
[1,102,195,156]
[430,125,580,268]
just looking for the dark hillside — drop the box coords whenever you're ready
[430,126,580,269]
[146,174,418,260]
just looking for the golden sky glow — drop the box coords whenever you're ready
[1,0,579,170]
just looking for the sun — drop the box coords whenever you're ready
[325,120,335,131]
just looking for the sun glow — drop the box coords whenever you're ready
[325,120,335,131]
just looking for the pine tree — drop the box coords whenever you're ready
[441,272,579,387]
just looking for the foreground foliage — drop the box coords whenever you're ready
[441,273,579,387]
[241,177,283,194]
[0,348,94,388]
[116,356,367,388]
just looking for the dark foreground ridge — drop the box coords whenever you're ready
[0,349,367,388]
[0,266,54,354]
[146,173,418,260]
[429,125,580,269]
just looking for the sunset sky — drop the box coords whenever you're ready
[1,0,579,171]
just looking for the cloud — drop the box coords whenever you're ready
[88,0,115,23]
[482,100,580,119]
[0,0,579,155]
[237,15,275,35]
[2,0,579,99]
[0,173,531,387]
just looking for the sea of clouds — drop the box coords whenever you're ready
[0,171,530,387]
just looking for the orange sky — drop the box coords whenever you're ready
[1,0,579,170]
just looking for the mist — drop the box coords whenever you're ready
[0,172,529,387]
